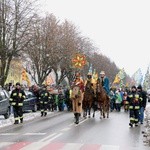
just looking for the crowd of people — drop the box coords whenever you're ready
[4,70,148,127]
[109,84,147,127]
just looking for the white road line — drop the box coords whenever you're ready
[24,133,46,135]
[61,143,84,150]
[20,142,42,150]
[38,133,57,142]
[0,142,14,149]
[21,133,63,150]
[61,127,71,131]
[44,133,62,142]
[75,119,87,126]
[68,123,74,126]
[0,133,19,135]
[101,145,120,150]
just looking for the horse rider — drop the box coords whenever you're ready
[99,71,110,95]
[127,85,142,127]
[71,72,84,124]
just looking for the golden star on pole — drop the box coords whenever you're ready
[72,54,86,69]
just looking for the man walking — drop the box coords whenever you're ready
[39,85,50,117]
[137,85,147,124]
[10,82,26,124]
[128,86,142,127]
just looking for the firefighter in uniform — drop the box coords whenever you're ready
[10,82,26,124]
[127,86,142,127]
[39,85,51,117]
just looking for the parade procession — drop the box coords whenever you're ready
[1,0,150,150]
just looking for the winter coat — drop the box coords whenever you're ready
[10,88,26,107]
[71,81,84,113]
[101,76,110,94]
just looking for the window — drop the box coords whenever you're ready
[0,91,6,100]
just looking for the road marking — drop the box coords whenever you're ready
[39,133,57,142]
[61,143,84,150]
[44,133,62,142]
[75,119,88,126]
[101,145,120,150]
[1,142,137,150]
[24,133,46,135]
[21,133,63,150]
[0,133,19,135]
[61,127,71,131]
[0,142,14,149]
[68,123,74,126]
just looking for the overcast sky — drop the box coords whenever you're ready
[40,0,150,77]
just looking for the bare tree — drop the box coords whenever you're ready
[0,0,37,86]
[55,20,82,85]
[26,14,63,85]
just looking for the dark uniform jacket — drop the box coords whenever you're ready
[127,91,142,110]
[39,90,50,104]
[138,90,147,109]
[10,88,26,107]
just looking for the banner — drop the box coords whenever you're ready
[113,74,120,84]
[21,68,31,87]
[45,74,54,86]
[132,68,143,86]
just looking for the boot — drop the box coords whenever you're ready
[20,118,23,123]
[14,120,19,124]
[74,113,76,118]
[74,113,77,123]
[75,113,79,124]
[44,112,47,116]
[129,123,133,127]
[41,111,44,117]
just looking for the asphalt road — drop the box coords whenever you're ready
[0,110,149,150]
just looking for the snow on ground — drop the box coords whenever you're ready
[0,111,54,128]
[143,104,150,146]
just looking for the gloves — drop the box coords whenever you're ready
[78,102,81,106]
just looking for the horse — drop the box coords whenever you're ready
[82,80,95,118]
[93,78,110,119]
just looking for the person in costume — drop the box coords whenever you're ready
[70,72,84,124]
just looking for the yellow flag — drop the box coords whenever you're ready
[113,74,120,84]
[21,68,31,86]
[92,70,98,84]
[21,69,27,81]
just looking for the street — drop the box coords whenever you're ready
[0,109,149,150]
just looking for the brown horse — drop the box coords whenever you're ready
[93,78,110,119]
[82,80,95,118]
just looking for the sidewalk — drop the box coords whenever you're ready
[0,111,55,128]
[143,104,150,146]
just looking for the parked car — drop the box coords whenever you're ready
[23,91,39,112]
[0,88,11,119]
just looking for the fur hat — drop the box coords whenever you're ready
[100,71,105,75]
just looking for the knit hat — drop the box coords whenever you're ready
[16,82,20,86]
[131,85,136,89]
[137,85,142,90]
